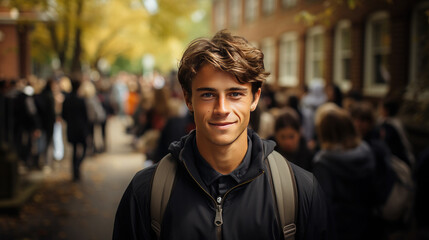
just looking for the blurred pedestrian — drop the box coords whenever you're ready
[325,83,343,108]
[300,81,326,150]
[96,79,115,152]
[313,102,378,240]
[62,78,89,181]
[111,73,128,116]
[12,79,42,169]
[34,78,56,168]
[378,97,415,167]
[150,110,195,164]
[80,80,106,155]
[270,107,313,171]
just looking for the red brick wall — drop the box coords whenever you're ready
[0,24,19,79]
[211,0,422,97]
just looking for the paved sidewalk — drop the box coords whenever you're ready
[0,116,145,240]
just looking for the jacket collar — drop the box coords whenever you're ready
[168,129,276,190]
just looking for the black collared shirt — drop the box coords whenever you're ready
[193,137,252,199]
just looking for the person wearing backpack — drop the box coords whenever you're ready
[113,30,334,240]
[349,101,414,239]
[312,103,378,240]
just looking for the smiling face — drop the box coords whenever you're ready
[186,64,261,149]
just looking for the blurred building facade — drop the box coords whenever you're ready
[211,0,429,101]
[0,7,40,79]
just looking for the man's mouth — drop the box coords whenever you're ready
[209,122,235,128]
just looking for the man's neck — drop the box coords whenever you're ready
[196,130,248,175]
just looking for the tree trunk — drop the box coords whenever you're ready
[71,0,84,74]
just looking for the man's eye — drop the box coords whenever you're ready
[230,92,243,98]
[201,93,214,98]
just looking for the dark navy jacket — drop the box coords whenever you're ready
[113,129,333,240]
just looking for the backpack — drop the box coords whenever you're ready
[370,139,414,224]
[378,155,414,223]
[150,151,297,240]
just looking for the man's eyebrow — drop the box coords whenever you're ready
[196,87,217,92]
[227,87,248,92]
[195,87,248,92]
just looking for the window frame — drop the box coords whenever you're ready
[261,37,276,84]
[407,1,429,100]
[282,0,297,8]
[364,11,390,97]
[229,0,241,29]
[334,20,352,92]
[263,0,276,16]
[245,0,258,23]
[214,0,226,31]
[279,32,299,87]
[305,26,325,86]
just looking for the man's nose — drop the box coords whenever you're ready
[214,95,230,115]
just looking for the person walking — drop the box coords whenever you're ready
[113,30,333,240]
[62,78,89,181]
[34,78,57,168]
[312,103,378,240]
[270,107,314,172]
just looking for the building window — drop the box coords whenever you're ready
[282,0,297,8]
[261,38,276,84]
[214,0,226,31]
[263,0,275,16]
[245,0,258,22]
[306,26,324,85]
[279,32,298,87]
[408,1,429,100]
[334,20,352,92]
[229,0,241,29]
[364,11,390,96]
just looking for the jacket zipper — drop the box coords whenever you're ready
[183,161,264,240]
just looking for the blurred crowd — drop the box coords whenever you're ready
[255,81,428,240]
[1,71,429,239]
[0,70,191,181]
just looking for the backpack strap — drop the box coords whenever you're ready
[150,151,297,240]
[150,153,177,239]
[267,151,297,240]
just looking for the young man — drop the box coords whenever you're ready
[113,30,333,240]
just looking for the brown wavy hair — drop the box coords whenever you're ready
[315,103,361,150]
[178,30,269,99]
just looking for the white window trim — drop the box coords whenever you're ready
[215,0,226,31]
[364,11,390,97]
[279,32,298,87]
[282,0,297,8]
[306,26,325,86]
[263,0,275,16]
[407,1,429,101]
[245,0,258,22]
[229,0,241,29]
[262,37,276,84]
[334,20,352,92]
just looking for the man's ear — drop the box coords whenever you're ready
[184,91,193,112]
[251,88,261,112]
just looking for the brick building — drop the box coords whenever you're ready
[0,7,40,80]
[211,0,429,101]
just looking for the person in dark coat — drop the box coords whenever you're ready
[12,79,41,168]
[312,103,378,240]
[34,78,57,167]
[62,79,89,181]
[270,107,314,171]
[113,30,334,240]
[150,111,195,163]
[378,98,415,167]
